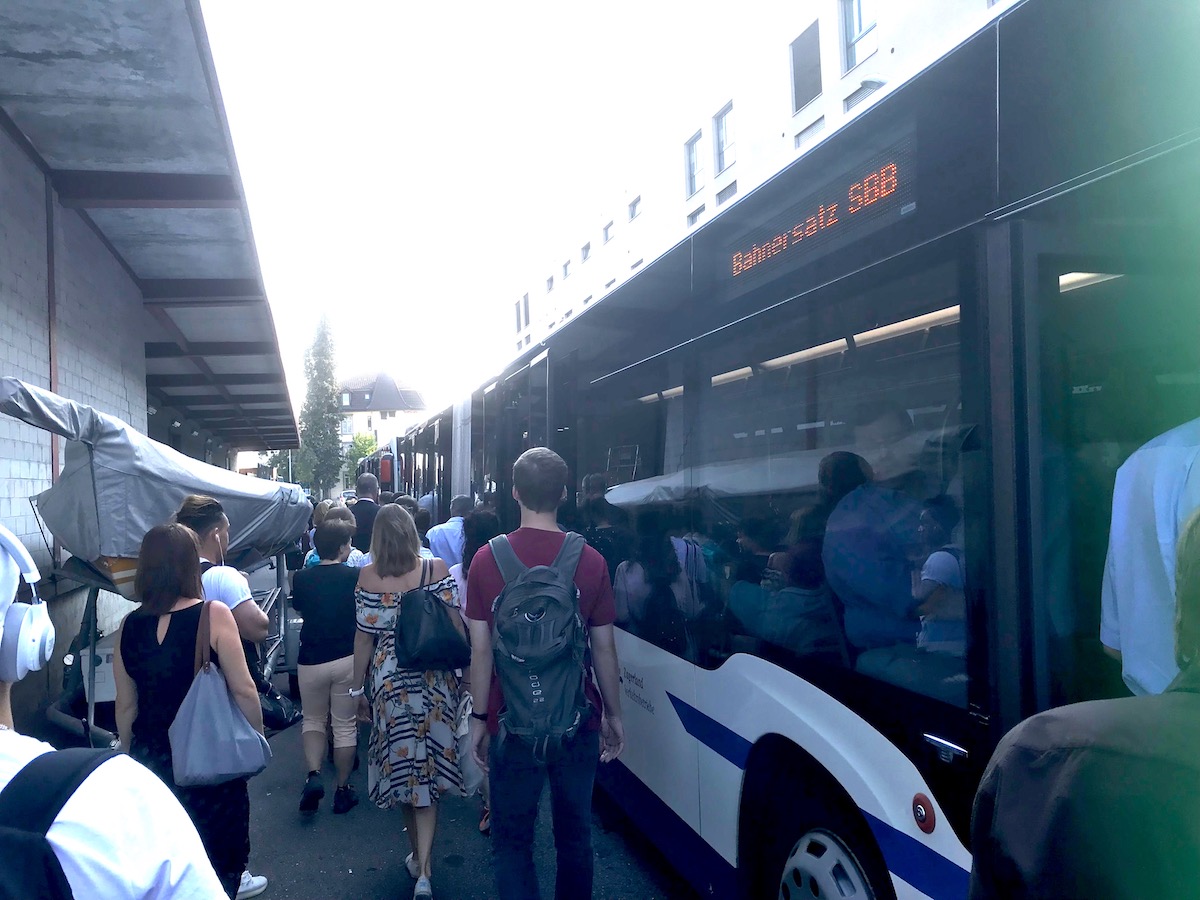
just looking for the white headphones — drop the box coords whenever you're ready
[0,523,54,683]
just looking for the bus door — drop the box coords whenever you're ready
[1015,141,1200,715]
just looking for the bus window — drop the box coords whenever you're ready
[1034,234,1200,706]
[595,259,981,707]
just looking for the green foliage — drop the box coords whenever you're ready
[296,318,343,495]
[344,432,377,480]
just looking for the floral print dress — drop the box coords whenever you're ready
[355,575,464,808]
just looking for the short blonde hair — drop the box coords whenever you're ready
[1176,508,1200,669]
[312,499,334,528]
[371,504,420,578]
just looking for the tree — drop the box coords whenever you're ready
[344,432,377,482]
[296,317,343,496]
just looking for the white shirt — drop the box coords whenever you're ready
[0,731,225,899]
[426,517,465,569]
[1101,418,1200,695]
[199,559,252,611]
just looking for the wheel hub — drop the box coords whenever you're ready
[778,829,875,899]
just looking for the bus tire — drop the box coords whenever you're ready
[739,737,895,900]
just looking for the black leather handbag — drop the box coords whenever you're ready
[393,559,471,671]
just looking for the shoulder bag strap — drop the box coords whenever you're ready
[488,535,526,584]
[551,531,586,582]
[193,601,212,675]
[0,748,119,836]
[420,558,431,588]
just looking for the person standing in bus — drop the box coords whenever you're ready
[970,507,1200,899]
[1100,417,1200,695]
[465,448,625,900]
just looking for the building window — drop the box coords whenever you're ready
[844,81,882,111]
[791,22,822,113]
[795,116,826,149]
[713,103,733,174]
[684,132,703,197]
[581,242,591,261]
[563,260,571,279]
[583,295,593,305]
[631,259,643,271]
[341,392,350,406]
[628,196,641,220]
[605,278,617,289]
[603,221,614,242]
[716,182,738,206]
[514,301,522,332]
[687,205,705,226]
[523,293,530,326]
[524,335,531,346]
[363,393,370,403]
[366,415,372,429]
[841,0,877,71]
[546,276,554,292]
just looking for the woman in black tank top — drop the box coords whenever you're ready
[113,524,265,899]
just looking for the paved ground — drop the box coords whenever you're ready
[250,565,698,900]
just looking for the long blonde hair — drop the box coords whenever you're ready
[1176,508,1200,670]
[371,504,420,577]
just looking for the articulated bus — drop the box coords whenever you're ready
[404,3,1200,896]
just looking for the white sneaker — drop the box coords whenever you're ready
[405,852,420,878]
[413,875,432,899]
[236,870,268,899]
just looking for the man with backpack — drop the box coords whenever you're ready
[466,448,625,900]
[0,522,224,899]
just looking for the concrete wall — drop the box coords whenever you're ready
[0,122,149,729]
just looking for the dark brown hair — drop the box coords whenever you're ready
[371,504,420,577]
[314,520,355,560]
[513,447,568,513]
[135,523,204,615]
[174,494,225,538]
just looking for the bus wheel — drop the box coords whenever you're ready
[778,828,877,900]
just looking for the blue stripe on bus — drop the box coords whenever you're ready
[862,810,970,900]
[596,759,739,898]
[665,692,753,769]
[666,693,970,900]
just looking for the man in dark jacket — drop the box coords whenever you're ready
[350,473,380,552]
[969,509,1200,899]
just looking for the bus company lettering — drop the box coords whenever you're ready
[622,666,654,714]
[731,162,900,277]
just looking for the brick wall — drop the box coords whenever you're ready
[0,124,148,731]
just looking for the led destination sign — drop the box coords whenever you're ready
[726,134,916,285]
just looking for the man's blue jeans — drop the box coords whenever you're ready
[489,728,600,900]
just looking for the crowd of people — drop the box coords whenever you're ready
[5,425,1200,899]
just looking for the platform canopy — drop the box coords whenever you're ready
[0,0,297,450]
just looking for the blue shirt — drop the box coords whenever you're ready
[426,517,465,569]
[822,483,924,649]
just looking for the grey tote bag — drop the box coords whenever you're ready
[168,602,271,786]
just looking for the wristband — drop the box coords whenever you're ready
[469,711,488,721]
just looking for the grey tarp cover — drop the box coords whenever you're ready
[0,377,310,560]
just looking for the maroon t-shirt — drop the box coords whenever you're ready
[465,527,616,736]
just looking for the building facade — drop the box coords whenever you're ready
[512,0,1014,352]
[338,372,427,484]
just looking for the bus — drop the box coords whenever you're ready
[402,2,1200,896]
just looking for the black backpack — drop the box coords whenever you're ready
[488,532,591,760]
[0,747,118,900]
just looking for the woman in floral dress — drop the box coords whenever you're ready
[353,504,465,900]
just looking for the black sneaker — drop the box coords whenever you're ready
[299,773,324,813]
[333,784,359,815]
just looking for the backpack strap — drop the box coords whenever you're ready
[488,535,527,584]
[551,532,586,583]
[0,748,119,837]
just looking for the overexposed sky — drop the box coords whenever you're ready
[200,1,736,415]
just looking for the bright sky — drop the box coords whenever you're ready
[200,1,735,416]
